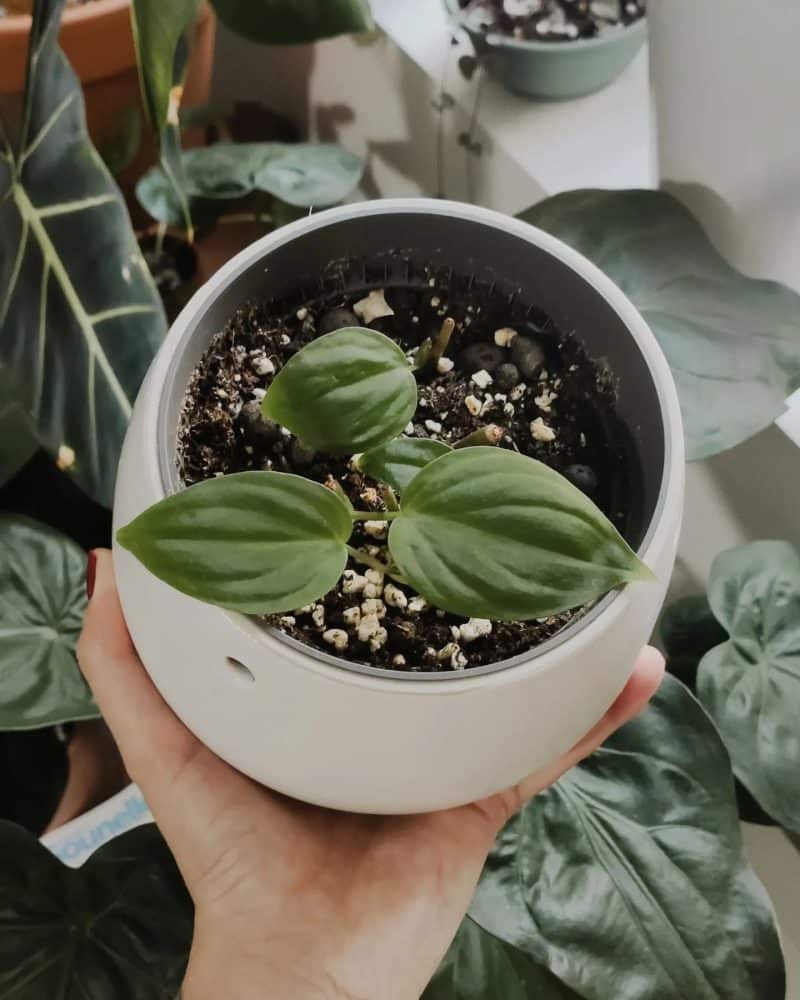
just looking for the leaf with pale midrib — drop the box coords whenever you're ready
[0,515,98,731]
[698,540,800,834]
[519,190,800,460]
[470,674,785,1000]
[0,0,166,508]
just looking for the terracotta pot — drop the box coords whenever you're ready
[0,0,216,194]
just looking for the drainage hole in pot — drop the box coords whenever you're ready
[225,657,256,686]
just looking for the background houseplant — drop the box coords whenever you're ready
[1,1,798,998]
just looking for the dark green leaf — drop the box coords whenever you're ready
[211,0,374,44]
[136,142,364,223]
[0,516,97,730]
[359,438,451,494]
[0,821,193,999]
[117,471,353,614]
[262,328,417,454]
[660,593,728,687]
[519,190,800,460]
[0,367,38,486]
[97,105,143,177]
[698,541,800,833]
[471,674,786,1000]
[425,917,581,1000]
[0,0,166,508]
[388,447,651,620]
[131,0,201,234]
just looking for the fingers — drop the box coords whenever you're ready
[482,647,665,822]
[77,550,200,798]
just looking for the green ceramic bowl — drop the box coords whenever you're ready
[444,1,647,101]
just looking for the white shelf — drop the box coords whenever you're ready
[372,0,655,196]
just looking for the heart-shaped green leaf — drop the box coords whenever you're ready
[470,674,786,1000]
[388,447,650,621]
[0,0,166,508]
[424,917,581,1000]
[0,821,193,999]
[0,368,38,486]
[518,190,800,460]
[211,0,374,44]
[117,471,352,614]
[0,516,98,731]
[697,541,800,834]
[262,328,418,455]
[136,142,365,225]
[250,143,365,207]
[359,438,451,494]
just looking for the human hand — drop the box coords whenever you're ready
[78,550,664,1000]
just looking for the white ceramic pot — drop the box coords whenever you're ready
[113,199,684,814]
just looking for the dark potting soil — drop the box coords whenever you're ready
[177,266,634,673]
[458,0,645,42]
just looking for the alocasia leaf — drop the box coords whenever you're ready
[470,674,786,1000]
[0,821,193,999]
[0,0,166,508]
[697,541,800,833]
[519,190,800,460]
[0,516,98,730]
[211,0,374,44]
[388,447,651,620]
[117,471,353,614]
[262,327,417,454]
[0,367,38,486]
[660,593,728,687]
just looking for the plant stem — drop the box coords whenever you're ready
[154,221,167,258]
[382,485,400,511]
[415,337,434,371]
[346,545,393,576]
[454,424,505,449]
[351,510,400,522]
[430,317,456,368]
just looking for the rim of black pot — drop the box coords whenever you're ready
[155,201,672,682]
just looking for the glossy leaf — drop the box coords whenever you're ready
[519,190,800,460]
[136,142,364,224]
[117,472,353,614]
[131,0,200,234]
[697,541,800,834]
[359,438,451,494]
[471,674,786,1000]
[262,328,417,455]
[0,368,38,485]
[0,0,166,508]
[211,0,374,44]
[425,917,581,1000]
[97,105,143,177]
[0,516,97,730]
[660,593,728,687]
[0,821,193,999]
[388,447,651,621]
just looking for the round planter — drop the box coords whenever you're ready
[113,198,684,815]
[445,0,647,101]
[0,0,215,192]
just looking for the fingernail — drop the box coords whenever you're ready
[86,551,97,600]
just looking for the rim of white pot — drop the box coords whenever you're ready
[147,198,684,684]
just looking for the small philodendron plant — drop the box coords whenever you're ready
[118,327,653,625]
